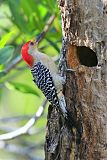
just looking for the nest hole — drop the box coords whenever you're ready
[77,46,98,67]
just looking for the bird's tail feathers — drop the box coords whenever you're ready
[58,92,82,143]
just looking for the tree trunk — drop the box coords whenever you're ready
[44,0,107,159]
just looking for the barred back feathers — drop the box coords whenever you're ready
[31,62,60,108]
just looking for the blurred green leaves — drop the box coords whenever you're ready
[46,38,60,52]
[5,81,40,96]
[0,30,15,48]
[0,45,14,64]
[5,0,59,36]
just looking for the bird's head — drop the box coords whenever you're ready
[21,39,38,67]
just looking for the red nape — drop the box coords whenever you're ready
[21,41,34,67]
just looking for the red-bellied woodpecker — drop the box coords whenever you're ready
[21,39,77,130]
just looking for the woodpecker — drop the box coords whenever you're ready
[21,39,77,129]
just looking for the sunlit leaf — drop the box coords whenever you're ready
[0,31,15,48]
[5,82,40,96]
[0,64,5,71]
[0,46,14,65]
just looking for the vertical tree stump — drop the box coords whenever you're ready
[44,0,107,159]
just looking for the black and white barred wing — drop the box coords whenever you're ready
[31,62,59,108]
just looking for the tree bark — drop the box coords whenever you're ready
[44,0,107,159]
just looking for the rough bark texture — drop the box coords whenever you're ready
[44,0,107,159]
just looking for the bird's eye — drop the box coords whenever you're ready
[30,41,34,46]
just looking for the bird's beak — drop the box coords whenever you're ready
[35,31,45,44]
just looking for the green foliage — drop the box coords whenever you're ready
[0,45,14,64]
[46,38,60,52]
[0,0,61,159]
[0,30,15,48]
[5,81,40,96]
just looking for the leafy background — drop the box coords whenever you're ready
[0,0,61,159]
